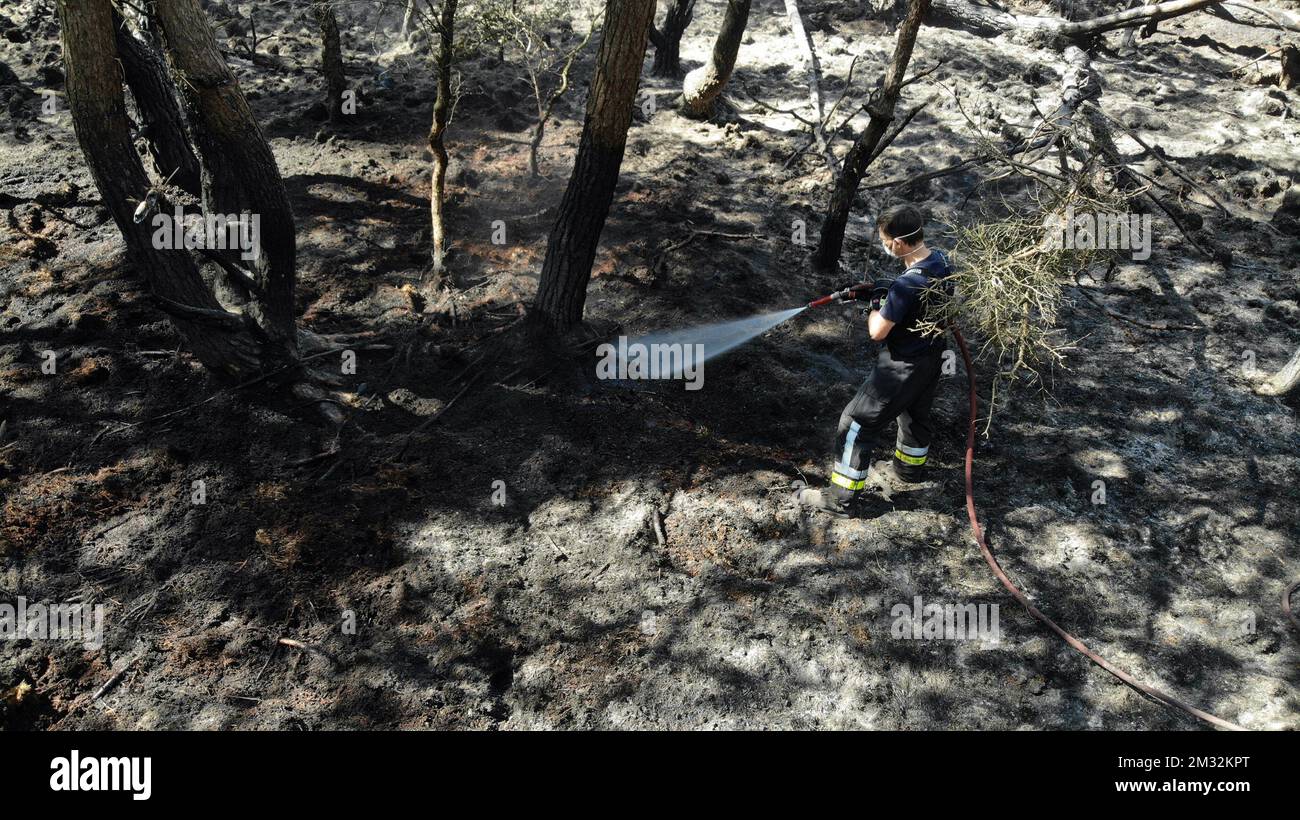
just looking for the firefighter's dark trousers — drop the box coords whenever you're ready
[830,345,943,500]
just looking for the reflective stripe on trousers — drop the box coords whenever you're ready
[830,345,943,498]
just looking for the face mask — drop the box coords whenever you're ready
[881,226,922,257]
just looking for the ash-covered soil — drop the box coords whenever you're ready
[1,0,1298,729]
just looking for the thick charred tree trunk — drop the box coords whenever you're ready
[313,0,346,122]
[56,0,264,379]
[533,0,656,331]
[112,11,202,196]
[1259,345,1300,396]
[680,0,749,118]
[428,0,457,286]
[151,0,298,358]
[925,0,1035,36]
[812,0,929,273]
[650,0,695,78]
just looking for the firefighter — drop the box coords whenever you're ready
[795,205,954,515]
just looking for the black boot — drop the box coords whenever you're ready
[890,453,927,483]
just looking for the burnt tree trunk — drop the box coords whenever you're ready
[1119,0,1161,52]
[57,0,265,379]
[680,0,750,118]
[112,10,202,196]
[926,0,1039,36]
[152,0,299,357]
[1281,43,1300,90]
[313,0,346,122]
[533,0,656,331]
[650,0,695,78]
[812,0,929,273]
[428,0,457,285]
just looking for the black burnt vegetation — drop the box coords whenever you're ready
[0,0,1297,729]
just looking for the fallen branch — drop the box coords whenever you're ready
[653,225,767,279]
[1089,105,1229,215]
[867,155,980,190]
[90,654,142,703]
[290,448,341,467]
[866,46,1090,192]
[928,0,1222,42]
[113,345,377,431]
[1256,344,1300,396]
[1227,46,1281,75]
[782,0,835,175]
[393,370,484,459]
[650,507,667,546]
[277,637,341,668]
[1083,104,1231,265]
[1073,279,1200,331]
[1217,1,1300,32]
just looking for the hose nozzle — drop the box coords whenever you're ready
[808,284,870,309]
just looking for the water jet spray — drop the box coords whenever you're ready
[608,284,887,379]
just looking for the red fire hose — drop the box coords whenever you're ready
[950,327,1246,732]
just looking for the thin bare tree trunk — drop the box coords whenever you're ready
[534,0,656,331]
[428,0,457,286]
[650,0,695,78]
[402,0,420,39]
[528,22,596,178]
[313,0,346,122]
[812,0,929,273]
[681,0,750,118]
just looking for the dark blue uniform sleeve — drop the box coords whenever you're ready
[880,274,921,324]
